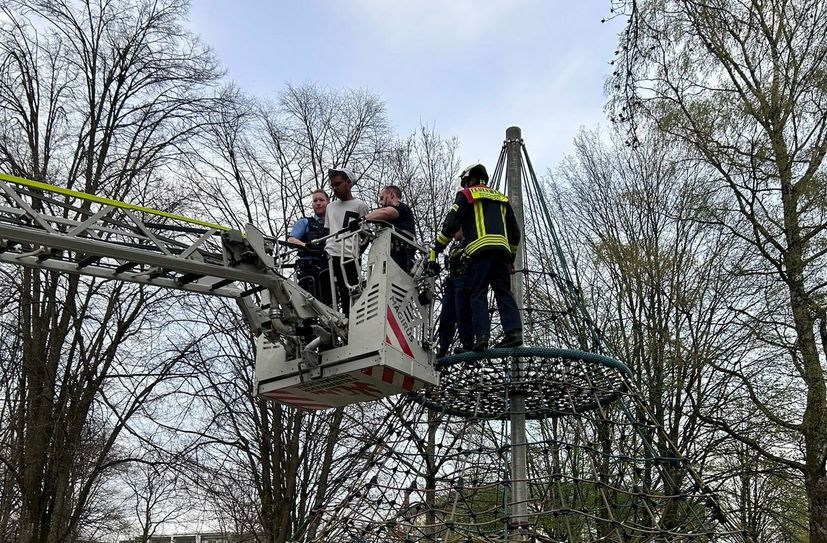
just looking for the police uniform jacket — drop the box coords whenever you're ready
[296,214,328,263]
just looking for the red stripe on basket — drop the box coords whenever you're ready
[386,307,414,358]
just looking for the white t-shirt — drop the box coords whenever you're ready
[324,198,370,258]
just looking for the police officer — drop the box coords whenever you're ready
[287,189,332,305]
[428,164,522,351]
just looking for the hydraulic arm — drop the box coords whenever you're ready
[0,173,438,409]
[0,173,345,360]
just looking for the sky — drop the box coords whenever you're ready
[187,0,625,174]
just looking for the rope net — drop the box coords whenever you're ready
[291,139,743,542]
[414,348,630,420]
[303,377,739,542]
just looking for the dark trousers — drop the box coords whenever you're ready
[296,259,332,306]
[467,252,521,338]
[331,256,360,317]
[436,274,473,357]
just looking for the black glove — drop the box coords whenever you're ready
[418,289,433,306]
[347,216,364,232]
[425,260,441,277]
[306,239,324,251]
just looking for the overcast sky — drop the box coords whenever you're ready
[187,1,624,174]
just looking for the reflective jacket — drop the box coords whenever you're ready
[433,184,520,258]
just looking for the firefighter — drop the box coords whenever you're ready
[287,188,332,305]
[435,231,474,357]
[427,163,522,351]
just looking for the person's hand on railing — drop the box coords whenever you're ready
[305,239,325,253]
[347,216,364,232]
[425,248,441,277]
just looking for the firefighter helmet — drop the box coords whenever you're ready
[459,163,488,187]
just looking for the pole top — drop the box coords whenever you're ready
[506,126,522,139]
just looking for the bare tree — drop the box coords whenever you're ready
[122,461,190,543]
[174,83,398,542]
[713,433,809,542]
[551,127,752,531]
[181,83,392,237]
[375,124,461,240]
[178,85,278,232]
[613,1,827,539]
[175,299,417,543]
[0,0,219,541]
[261,83,390,227]
[0,4,464,539]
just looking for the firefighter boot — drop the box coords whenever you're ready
[495,329,523,348]
[472,336,489,352]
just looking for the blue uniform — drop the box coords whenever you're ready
[436,245,473,356]
[290,213,331,305]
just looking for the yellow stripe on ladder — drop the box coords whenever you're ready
[0,172,231,232]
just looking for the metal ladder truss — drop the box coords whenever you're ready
[0,174,281,298]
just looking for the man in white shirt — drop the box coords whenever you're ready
[322,167,369,316]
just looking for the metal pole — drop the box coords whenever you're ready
[505,126,529,530]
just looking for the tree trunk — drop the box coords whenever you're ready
[806,470,827,543]
[424,409,437,537]
[303,409,342,541]
[785,192,827,543]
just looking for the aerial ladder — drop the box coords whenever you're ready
[0,173,439,410]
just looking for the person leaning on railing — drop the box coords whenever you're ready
[365,184,416,273]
